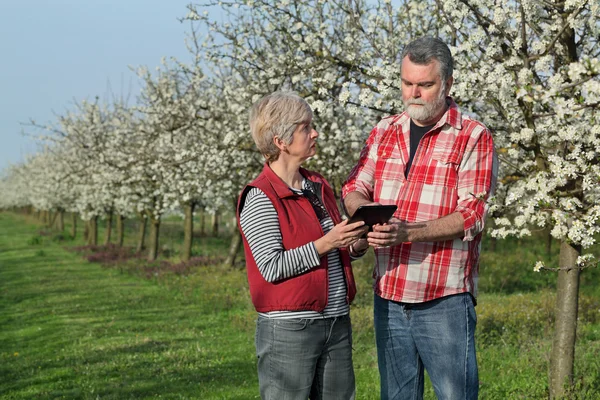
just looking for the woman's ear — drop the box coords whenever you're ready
[273,135,287,151]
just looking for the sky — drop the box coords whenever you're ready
[0,0,214,172]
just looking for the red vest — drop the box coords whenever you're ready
[237,164,357,313]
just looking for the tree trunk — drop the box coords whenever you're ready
[182,203,195,261]
[199,207,205,236]
[546,230,553,256]
[211,212,219,237]
[549,19,581,400]
[83,218,89,241]
[48,211,53,227]
[116,215,125,247]
[484,222,497,252]
[56,210,64,232]
[88,216,98,246]
[147,216,161,261]
[136,213,147,253]
[549,241,581,399]
[50,211,58,228]
[225,226,242,268]
[489,236,497,252]
[70,213,77,238]
[104,212,113,245]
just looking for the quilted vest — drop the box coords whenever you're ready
[237,163,356,312]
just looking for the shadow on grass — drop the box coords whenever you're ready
[2,341,257,399]
[90,358,257,399]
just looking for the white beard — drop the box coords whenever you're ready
[404,88,447,123]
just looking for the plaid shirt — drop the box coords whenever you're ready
[342,98,498,303]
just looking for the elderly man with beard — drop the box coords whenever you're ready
[342,36,498,400]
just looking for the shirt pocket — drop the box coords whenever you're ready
[425,142,461,187]
[374,143,405,202]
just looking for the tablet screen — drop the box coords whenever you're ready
[347,205,397,227]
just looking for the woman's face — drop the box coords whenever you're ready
[286,120,319,161]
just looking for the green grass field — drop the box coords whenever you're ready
[1,212,600,399]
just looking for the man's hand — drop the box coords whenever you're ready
[366,218,409,248]
[343,191,379,216]
[367,213,465,247]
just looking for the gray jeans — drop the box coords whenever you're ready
[255,314,355,400]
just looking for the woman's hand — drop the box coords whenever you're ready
[314,219,369,256]
[350,238,369,256]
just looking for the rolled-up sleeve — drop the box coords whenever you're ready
[342,124,383,201]
[456,126,498,241]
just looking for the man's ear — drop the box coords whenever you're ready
[445,76,454,96]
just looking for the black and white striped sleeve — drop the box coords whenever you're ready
[239,187,321,283]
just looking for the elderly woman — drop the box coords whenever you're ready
[237,91,369,399]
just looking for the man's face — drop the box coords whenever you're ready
[401,56,452,126]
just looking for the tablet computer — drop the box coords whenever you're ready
[347,205,397,228]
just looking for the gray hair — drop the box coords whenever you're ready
[249,91,313,162]
[401,36,454,82]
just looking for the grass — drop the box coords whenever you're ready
[0,213,256,399]
[1,211,600,399]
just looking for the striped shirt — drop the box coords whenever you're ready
[342,98,498,303]
[240,179,349,319]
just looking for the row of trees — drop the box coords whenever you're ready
[3,60,255,261]
[1,1,599,397]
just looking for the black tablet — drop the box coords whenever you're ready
[347,205,397,228]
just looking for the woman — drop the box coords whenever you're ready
[237,91,369,400]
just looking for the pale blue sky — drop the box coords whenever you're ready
[0,0,212,172]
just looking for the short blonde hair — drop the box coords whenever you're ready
[249,91,313,162]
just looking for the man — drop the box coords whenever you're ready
[342,36,498,400]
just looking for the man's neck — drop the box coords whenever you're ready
[410,119,435,136]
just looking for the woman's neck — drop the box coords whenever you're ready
[269,158,303,190]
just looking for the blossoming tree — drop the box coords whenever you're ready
[1,1,598,394]
[437,1,599,396]
[186,0,599,395]
[184,0,436,187]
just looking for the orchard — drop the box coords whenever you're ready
[1,1,599,398]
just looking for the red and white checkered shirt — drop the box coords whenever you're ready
[342,98,498,303]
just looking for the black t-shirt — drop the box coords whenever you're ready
[405,119,435,178]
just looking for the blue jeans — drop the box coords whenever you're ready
[255,314,355,400]
[374,293,478,400]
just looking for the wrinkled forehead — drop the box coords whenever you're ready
[401,57,443,82]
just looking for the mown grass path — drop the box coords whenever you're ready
[0,213,257,399]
